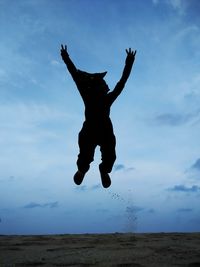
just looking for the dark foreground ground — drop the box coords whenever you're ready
[0,233,200,267]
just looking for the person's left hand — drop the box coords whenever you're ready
[125,48,137,64]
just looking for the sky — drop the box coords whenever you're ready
[0,0,200,234]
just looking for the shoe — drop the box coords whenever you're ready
[73,170,85,185]
[99,166,111,188]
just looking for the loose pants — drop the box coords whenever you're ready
[77,122,116,174]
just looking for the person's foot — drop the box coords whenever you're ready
[73,170,85,185]
[99,166,111,188]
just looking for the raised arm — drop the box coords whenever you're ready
[60,44,78,80]
[108,48,136,103]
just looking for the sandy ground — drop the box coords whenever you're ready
[0,233,200,266]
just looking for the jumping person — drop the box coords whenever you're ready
[61,45,136,188]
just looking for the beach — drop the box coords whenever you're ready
[0,232,200,266]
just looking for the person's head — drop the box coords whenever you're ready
[78,70,109,96]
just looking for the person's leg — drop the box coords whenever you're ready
[100,134,116,173]
[99,134,116,188]
[74,126,96,185]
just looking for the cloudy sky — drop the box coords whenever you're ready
[0,0,200,234]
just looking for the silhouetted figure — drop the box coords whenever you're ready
[61,45,136,188]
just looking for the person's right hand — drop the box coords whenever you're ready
[61,44,68,61]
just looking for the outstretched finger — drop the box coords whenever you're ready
[61,44,64,50]
[126,49,129,54]
[134,50,137,56]
[65,45,67,51]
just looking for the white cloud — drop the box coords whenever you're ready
[166,0,188,15]
[168,0,183,10]
[152,0,187,15]
[0,102,77,178]
[152,0,159,5]
[0,102,70,131]
[50,60,61,66]
[0,68,7,80]
[176,25,199,38]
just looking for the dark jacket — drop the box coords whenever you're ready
[63,53,134,131]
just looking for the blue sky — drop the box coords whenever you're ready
[0,0,200,234]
